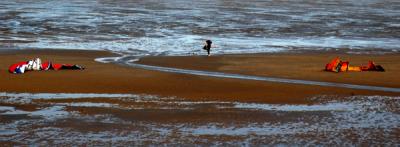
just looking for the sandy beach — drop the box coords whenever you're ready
[1,49,400,103]
[1,49,400,145]
[2,0,400,145]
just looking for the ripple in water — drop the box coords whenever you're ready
[1,0,400,56]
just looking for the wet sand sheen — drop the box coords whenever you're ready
[1,92,399,146]
[138,52,400,88]
[125,61,400,92]
[1,49,400,104]
[1,49,400,146]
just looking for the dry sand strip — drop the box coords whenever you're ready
[1,49,399,104]
[138,52,400,88]
[126,62,400,93]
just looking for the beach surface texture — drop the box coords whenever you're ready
[1,49,400,146]
[1,0,400,145]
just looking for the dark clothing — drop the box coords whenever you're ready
[203,40,212,55]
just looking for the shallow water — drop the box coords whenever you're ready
[1,0,400,56]
[0,92,399,145]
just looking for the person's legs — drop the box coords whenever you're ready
[203,40,212,56]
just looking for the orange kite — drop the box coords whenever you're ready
[325,57,384,72]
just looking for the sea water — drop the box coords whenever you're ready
[0,0,399,56]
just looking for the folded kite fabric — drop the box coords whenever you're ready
[325,57,384,72]
[9,58,84,74]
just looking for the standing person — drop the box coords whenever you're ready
[203,40,212,56]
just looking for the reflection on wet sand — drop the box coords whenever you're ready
[1,92,399,145]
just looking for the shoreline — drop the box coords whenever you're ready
[1,49,400,104]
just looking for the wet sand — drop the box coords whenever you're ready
[138,51,400,88]
[1,49,400,104]
[1,49,400,146]
[2,0,400,145]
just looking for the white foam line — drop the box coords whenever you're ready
[0,105,70,119]
[233,102,353,111]
[0,92,142,104]
[94,56,119,63]
[132,99,231,105]
[18,36,400,55]
[57,102,117,108]
[125,62,400,93]
[1,92,399,112]
[0,92,136,100]
[29,106,69,118]
[2,92,341,112]
[125,100,352,111]
[0,106,18,112]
